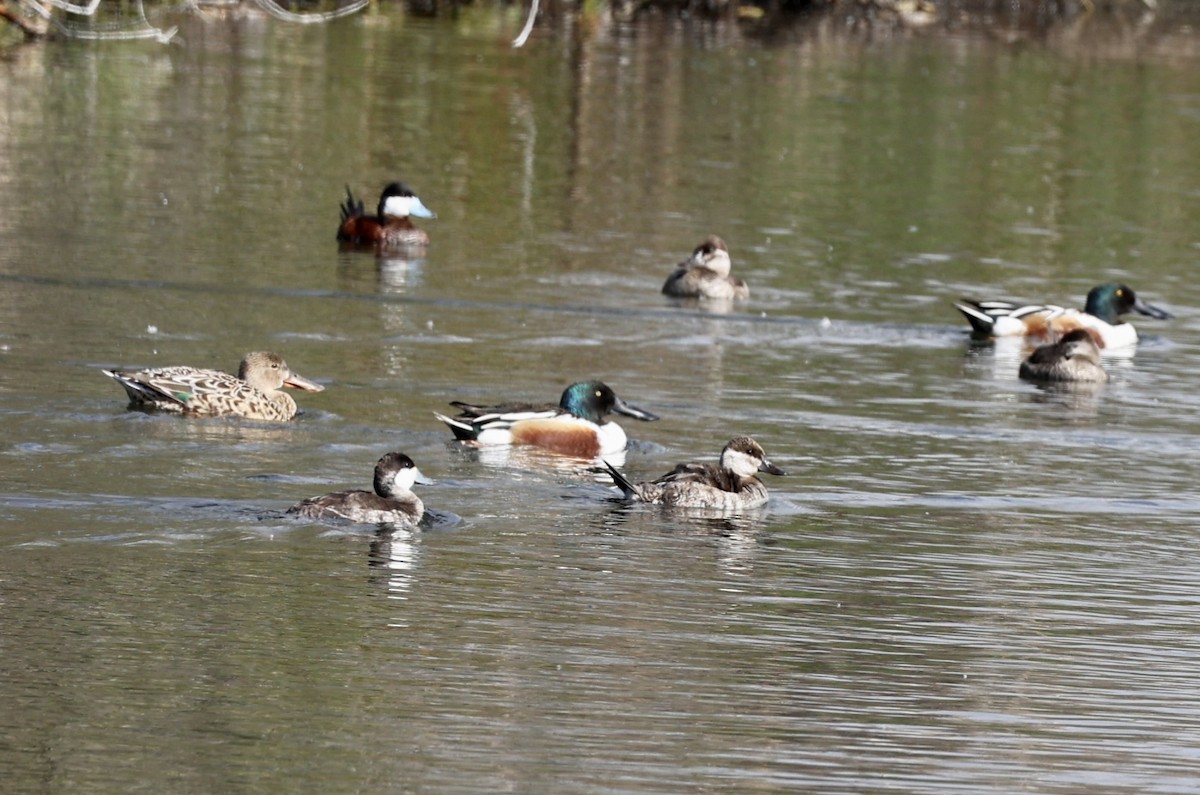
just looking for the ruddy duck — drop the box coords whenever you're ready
[337,182,436,249]
[662,235,749,300]
[605,436,786,510]
[288,452,429,526]
[103,351,324,421]
[434,380,659,458]
[1019,329,1108,383]
[954,282,1171,349]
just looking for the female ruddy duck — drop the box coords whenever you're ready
[1019,329,1108,383]
[289,452,429,526]
[338,181,436,249]
[434,380,659,459]
[604,436,786,510]
[662,235,749,300]
[954,282,1171,349]
[103,351,324,421]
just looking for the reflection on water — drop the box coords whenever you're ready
[3,7,1200,794]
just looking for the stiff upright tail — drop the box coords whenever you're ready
[603,460,637,500]
[339,185,365,224]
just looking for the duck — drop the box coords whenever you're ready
[103,351,324,421]
[662,235,749,300]
[288,452,429,526]
[954,282,1171,349]
[1018,328,1108,383]
[337,182,436,249]
[434,380,659,458]
[604,436,786,510]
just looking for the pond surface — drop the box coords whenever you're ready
[2,7,1200,793]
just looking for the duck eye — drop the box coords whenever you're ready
[595,390,602,398]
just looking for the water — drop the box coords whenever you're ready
[3,8,1200,793]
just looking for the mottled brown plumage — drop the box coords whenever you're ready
[1019,329,1108,383]
[103,351,324,421]
[606,436,785,510]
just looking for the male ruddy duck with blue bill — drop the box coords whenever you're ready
[662,235,749,301]
[954,282,1171,349]
[103,351,323,422]
[435,381,659,459]
[338,182,436,250]
[605,436,786,510]
[288,452,430,526]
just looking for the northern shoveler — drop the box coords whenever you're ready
[604,436,786,510]
[1018,328,1108,383]
[337,182,436,249]
[954,282,1171,349]
[288,452,429,526]
[434,380,659,458]
[103,351,324,421]
[662,235,749,300]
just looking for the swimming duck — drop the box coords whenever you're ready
[604,436,786,510]
[954,282,1171,349]
[434,380,659,458]
[288,452,429,526]
[103,351,324,421]
[662,235,749,300]
[337,182,436,249]
[1018,329,1108,383]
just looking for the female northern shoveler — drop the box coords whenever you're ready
[662,235,749,300]
[337,182,436,249]
[604,436,786,510]
[288,452,429,526]
[103,351,324,421]
[954,282,1171,349]
[1018,328,1108,383]
[434,380,659,458]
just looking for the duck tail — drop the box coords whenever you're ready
[602,460,638,500]
[433,411,479,442]
[953,300,998,335]
[102,369,187,409]
[339,185,365,223]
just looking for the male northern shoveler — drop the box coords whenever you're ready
[288,452,429,526]
[337,182,436,249]
[1018,328,1108,383]
[604,436,786,510]
[662,235,749,300]
[954,282,1171,349]
[103,351,324,421]
[434,380,659,458]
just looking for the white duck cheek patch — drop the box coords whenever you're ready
[382,195,415,217]
[723,449,761,479]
